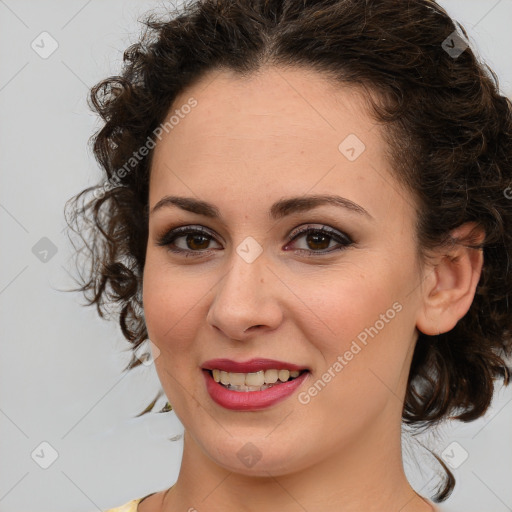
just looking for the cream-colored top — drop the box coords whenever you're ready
[103,497,144,512]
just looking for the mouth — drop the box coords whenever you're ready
[201,358,310,410]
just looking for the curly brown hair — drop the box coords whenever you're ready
[64,0,512,502]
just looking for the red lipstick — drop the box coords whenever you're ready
[201,358,310,411]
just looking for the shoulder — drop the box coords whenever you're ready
[103,498,143,512]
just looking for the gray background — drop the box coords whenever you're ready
[0,1,511,511]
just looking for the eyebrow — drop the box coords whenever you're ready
[150,194,373,220]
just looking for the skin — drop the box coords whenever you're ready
[140,66,484,512]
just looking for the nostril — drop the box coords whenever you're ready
[244,325,264,333]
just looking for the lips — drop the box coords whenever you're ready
[201,358,308,373]
[203,370,309,410]
[201,358,310,410]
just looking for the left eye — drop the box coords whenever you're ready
[284,225,354,255]
[156,225,353,257]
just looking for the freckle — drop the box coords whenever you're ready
[260,278,264,283]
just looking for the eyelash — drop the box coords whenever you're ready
[155,224,354,258]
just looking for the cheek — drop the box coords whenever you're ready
[292,276,413,430]
[142,258,211,416]
[295,266,403,343]
[292,262,415,386]
[142,258,206,356]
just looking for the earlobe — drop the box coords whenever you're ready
[416,222,485,336]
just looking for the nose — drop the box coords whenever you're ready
[206,250,284,341]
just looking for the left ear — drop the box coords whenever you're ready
[416,222,485,336]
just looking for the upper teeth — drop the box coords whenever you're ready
[212,369,300,386]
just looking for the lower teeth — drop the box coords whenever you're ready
[219,378,296,392]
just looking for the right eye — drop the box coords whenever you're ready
[156,225,222,257]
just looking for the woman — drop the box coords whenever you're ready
[65,0,512,511]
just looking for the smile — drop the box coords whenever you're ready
[201,358,310,410]
[203,370,309,410]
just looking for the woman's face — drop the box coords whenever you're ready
[143,66,425,475]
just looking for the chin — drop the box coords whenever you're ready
[202,435,313,477]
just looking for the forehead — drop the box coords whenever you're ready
[155,66,377,156]
[149,66,414,223]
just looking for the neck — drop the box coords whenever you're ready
[162,407,434,512]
